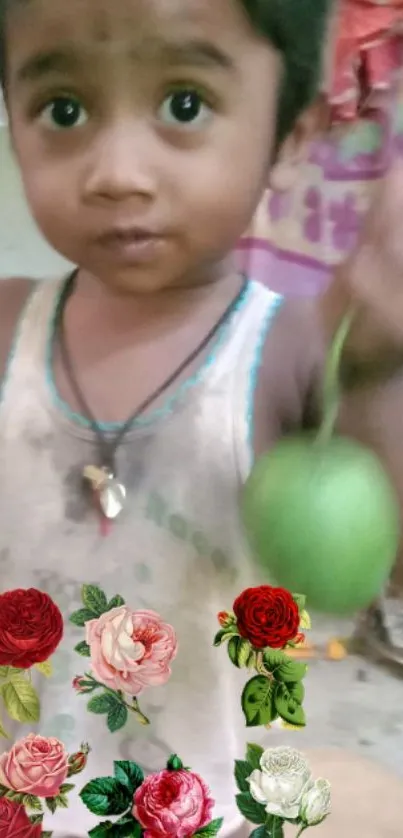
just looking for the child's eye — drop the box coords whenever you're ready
[39,96,88,130]
[158,89,212,128]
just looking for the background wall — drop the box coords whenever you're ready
[0,127,70,278]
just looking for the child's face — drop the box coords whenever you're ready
[6,0,281,293]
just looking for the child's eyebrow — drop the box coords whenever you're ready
[13,38,236,87]
[152,39,236,72]
[14,48,81,86]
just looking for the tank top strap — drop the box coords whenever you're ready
[0,278,64,412]
[198,280,282,480]
[231,282,282,479]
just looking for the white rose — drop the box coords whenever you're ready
[299,778,331,826]
[248,747,313,820]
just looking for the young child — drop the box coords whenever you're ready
[0,0,403,835]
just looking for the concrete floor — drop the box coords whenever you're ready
[267,604,403,777]
[273,604,403,837]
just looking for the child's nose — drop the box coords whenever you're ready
[82,121,158,204]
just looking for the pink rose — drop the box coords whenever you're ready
[0,734,69,798]
[86,607,177,696]
[133,768,214,838]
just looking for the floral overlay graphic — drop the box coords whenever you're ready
[234,745,331,838]
[0,734,90,837]
[215,587,310,729]
[0,797,43,838]
[0,588,64,738]
[79,754,223,838]
[70,584,178,732]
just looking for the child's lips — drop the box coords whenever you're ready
[95,226,166,264]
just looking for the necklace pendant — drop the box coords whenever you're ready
[99,476,126,520]
[83,465,126,521]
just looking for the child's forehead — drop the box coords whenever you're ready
[7,0,253,52]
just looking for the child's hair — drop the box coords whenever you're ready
[0,0,332,145]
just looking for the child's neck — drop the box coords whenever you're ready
[53,262,243,425]
[71,263,237,335]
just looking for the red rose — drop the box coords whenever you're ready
[133,768,214,838]
[0,588,63,669]
[0,798,42,837]
[233,586,299,649]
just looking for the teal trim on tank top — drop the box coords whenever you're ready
[45,276,254,432]
[246,291,283,463]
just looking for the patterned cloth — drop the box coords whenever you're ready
[236,107,403,295]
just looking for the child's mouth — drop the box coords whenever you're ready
[96,226,165,264]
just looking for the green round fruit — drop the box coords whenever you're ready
[242,436,401,614]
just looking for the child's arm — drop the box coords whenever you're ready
[0,278,34,381]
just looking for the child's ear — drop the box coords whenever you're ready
[269,94,330,192]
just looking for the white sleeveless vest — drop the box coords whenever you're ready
[0,278,281,836]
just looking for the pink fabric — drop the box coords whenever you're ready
[330,0,403,121]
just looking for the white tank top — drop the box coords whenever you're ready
[0,278,281,837]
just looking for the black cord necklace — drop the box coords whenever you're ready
[55,271,249,523]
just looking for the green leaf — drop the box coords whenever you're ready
[262,649,287,672]
[42,832,53,838]
[45,797,58,815]
[69,608,95,627]
[1,676,40,723]
[22,793,43,812]
[89,818,141,838]
[274,682,306,727]
[194,818,224,837]
[89,825,113,838]
[241,676,277,727]
[213,628,237,647]
[114,761,144,793]
[87,693,116,715]
[299,610,311,630]
[80,776,131,816]
[75,641,91,657]
[59,783,75,795]
[0,717,9,738]
[108,595,126,609]
[29,814,44,825]
[234,760,252,792]
[0,667,10,679]
[228,637,252,668]
[167,754,183,771]
[89,691,129,732]
[236,792,266,825]
[82,584,109,617]
[267,817,285,838]
[292,593,306,611]
[52,792,69,810]
[249,828,268,838]
[245,744,264,771]
[264,651,307,684]
[108,701,128,733]
[115,817,142,838]
[34,660,53,678]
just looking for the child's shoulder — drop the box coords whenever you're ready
[261,296,324,384]
[0,277,35,380]
[253,296,325,450]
